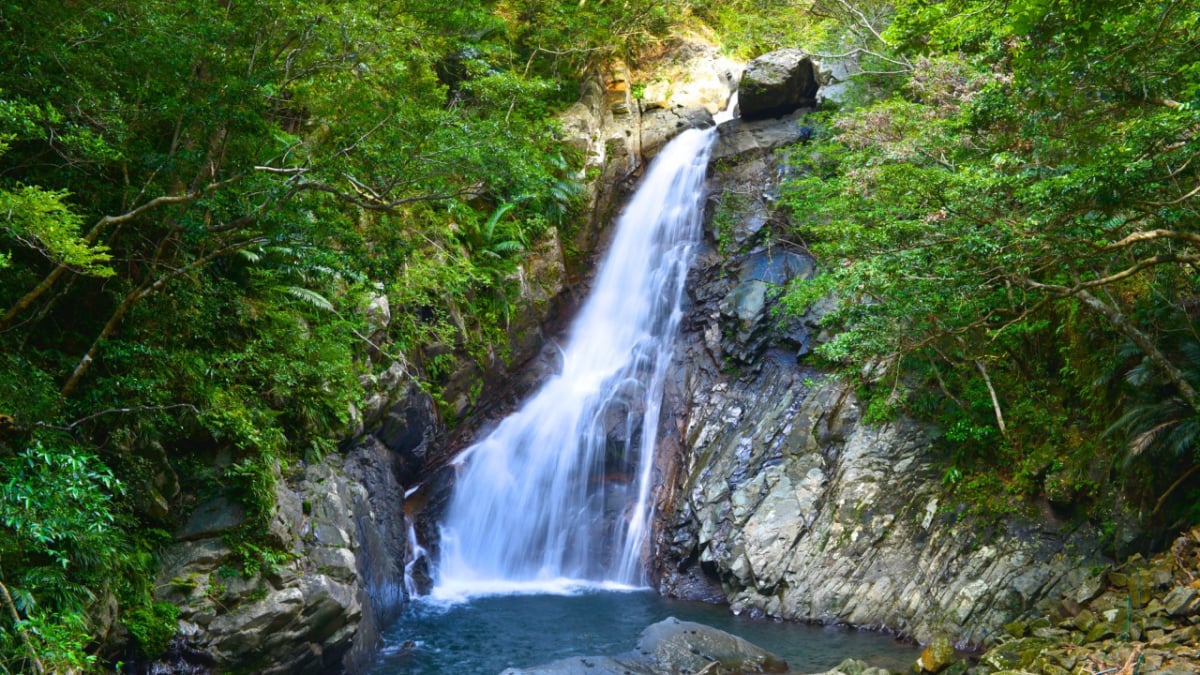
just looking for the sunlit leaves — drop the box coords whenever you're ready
[780,0,1200,520]
[0,183,112,276]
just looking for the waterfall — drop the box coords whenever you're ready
[404,520,430,598]
[434,121,720,599]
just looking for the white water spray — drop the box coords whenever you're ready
[434,119,721,600]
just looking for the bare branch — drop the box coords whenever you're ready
[1139,180,1200,207]
[254,165,309,175]
[1024,254,1200,296]
[1103,228,1200,250]
[975,358,1008,439]
[293,181,485,211]
[32,403,202,431]
[334,112,395,159]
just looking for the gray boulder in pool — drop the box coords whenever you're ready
[500,616,789,674]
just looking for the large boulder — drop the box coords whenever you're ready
[738,49,819,120]
[500,618,788,674]
[148,453,409,675]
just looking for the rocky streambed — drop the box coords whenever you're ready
[496,528,1200,674]
[942,526,1200,674]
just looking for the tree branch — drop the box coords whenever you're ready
[1033,254,1200,294]
[0,579,44,675]
[32,403,202,432]
[293,181,484,211]
[1103,228,1200,250]
[0,176,243,330]
[975,358,1008,439]
[1071,288,1200,413]
[60,236,267,397]
[1139,180,1200,207]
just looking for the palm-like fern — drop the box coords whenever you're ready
[1106,333,1200,518]
[1108,336,1200,464]
[235,241,354,313]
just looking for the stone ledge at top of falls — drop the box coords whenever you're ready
[558,36,740,192]
[737,49,820,121]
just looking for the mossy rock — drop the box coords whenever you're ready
[939,662,970,675]
[1084,621,1118,643]
[979,638,1050,672]
[1003,620,1027,638]
[1072,609,1096,632]
[916,635,958,673]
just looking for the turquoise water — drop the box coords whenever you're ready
[367,589,919,674]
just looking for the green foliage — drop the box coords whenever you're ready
[0,437,126,672]
[122,602,180,659]
[0,610,97,674]
[692,0,832,58]
[778,0,1200,528]
[710,192,750,255]
[0,0,685,666]
[0,440,121,570]
[0,181,112,276]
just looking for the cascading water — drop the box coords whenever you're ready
[435,111,729,599]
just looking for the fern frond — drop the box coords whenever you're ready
[275,285,334,312]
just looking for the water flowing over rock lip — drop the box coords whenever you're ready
[427,578,647,604]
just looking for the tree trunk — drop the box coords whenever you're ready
[59,236,264,397]
[1076,288,1200,413]
[0,579,45,675]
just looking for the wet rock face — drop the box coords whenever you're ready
[738,49,820,120]
[152,462,373,674]
[148,384,434,674]
[652,112,1104,647]
[374,382,437,485]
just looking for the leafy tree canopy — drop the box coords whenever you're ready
[0,0,689,669]
[781,0,1200,533]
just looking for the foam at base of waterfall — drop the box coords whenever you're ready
[428,577,645,604]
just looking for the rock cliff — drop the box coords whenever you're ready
[145,383,431,673]
[650,84,1106,647]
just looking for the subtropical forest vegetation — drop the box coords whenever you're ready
[1,0,1198,671]
[779,0,1200,547]
[0,0,678,669]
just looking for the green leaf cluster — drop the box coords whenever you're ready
[780,0,1200,533]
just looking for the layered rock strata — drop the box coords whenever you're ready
[651,94,1105,647]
